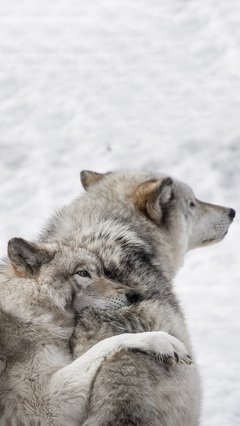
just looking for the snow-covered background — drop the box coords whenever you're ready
[0,0,239,424]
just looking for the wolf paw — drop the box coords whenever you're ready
[149,331,192,366]
[122,331,192,367]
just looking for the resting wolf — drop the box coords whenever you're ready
[41,170,235,426]
[0,239,187,426]
[72,257,191,369]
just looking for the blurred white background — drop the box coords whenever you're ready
[0,1,239,424]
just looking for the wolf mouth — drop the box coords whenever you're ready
[202,238,216,244]
[202,231,228,245]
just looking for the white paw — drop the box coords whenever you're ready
[120,331,192,366]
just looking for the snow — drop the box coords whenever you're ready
[0,0,239,424]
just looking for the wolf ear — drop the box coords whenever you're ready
[134,177,173,225]
[80,170,106,190]
[8,238,54,277]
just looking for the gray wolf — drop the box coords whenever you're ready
[71,258,191,367]
[41,170,235,426]
[0,238,185,425]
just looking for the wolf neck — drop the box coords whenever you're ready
[41,195,183,308]
[43,192,185,278]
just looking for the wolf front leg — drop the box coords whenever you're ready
[48,331,191,426]
[82,332,194,426]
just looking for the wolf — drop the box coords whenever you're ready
[71,260,191,368]
[40,170,235,426]
[0,238,188,426]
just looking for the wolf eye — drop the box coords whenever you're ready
[76,270,91,278]
[189,202,196,208]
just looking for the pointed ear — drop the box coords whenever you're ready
[8,238,54,277]
[134,177,173,225]
[80,170,106,190]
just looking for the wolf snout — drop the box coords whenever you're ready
[228,208,236,220]
[125,289,142,304]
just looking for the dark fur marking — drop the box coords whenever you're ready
[103,262,124,283]
[101,241,179,311]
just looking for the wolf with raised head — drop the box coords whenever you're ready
[0,238,183,426]
[41,170,235,426]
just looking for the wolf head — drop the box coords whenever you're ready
[80,170,235,254]
[7,238,139,311]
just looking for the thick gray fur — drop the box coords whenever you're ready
[40,170,235,426]
[1,240,180,425]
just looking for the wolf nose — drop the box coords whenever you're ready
[228,208,236,220]
[126,289,142,304]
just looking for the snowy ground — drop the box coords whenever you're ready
[0,1,239,424]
